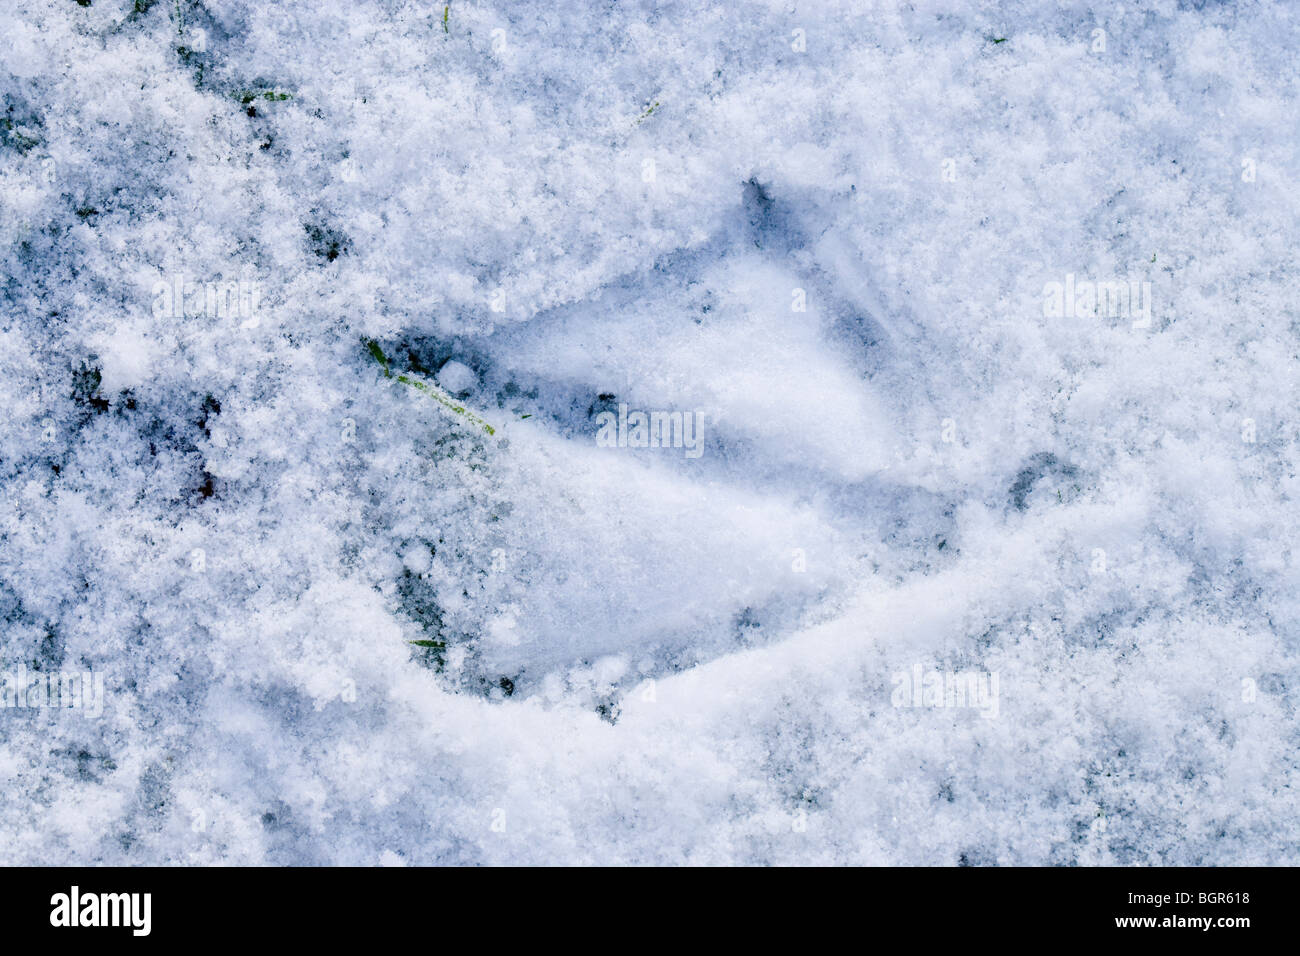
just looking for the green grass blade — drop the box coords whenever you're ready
[365,340,495,436]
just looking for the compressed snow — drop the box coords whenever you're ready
[435,360,477,395]
[0,0,1297,865]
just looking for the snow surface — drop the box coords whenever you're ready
[1,0,1298,864]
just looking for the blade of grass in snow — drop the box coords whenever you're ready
[366,340,495,436]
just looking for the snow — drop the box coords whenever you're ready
[435,359,477,395]
[0,0,1297,865]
